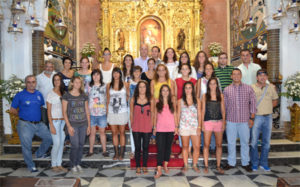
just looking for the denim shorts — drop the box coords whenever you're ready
[91,115,107,128]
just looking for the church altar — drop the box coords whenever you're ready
[96,0,205,64]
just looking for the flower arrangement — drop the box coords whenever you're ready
[0,75,25,104]
[80,42,96,57]
[208,42,223,57]
[281,71,300,100]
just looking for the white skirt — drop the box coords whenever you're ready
[107,112,128,125]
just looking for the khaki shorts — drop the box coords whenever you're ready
[179,127,197,136]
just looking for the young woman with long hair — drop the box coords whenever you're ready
[162,48,178,80]
[193,51,209,79]
[47,73,67,173]
[153,85,178,179]
[122,54,134,83]
[58,57,74,91]
[173,52,197,79]
[86,69,109,157]
[130,80,153,175]
[141,58,156,85]
[62,77,91,174]
[177,82,201,173]
[201,78,225,174]
[74,57,92,91]
[106,67,129,160]
[100,48,115,84]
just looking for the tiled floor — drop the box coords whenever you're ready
[0,165,299,187]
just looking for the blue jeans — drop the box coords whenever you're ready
[17,120,52,170]
[201,132,216,150]
[250,114,272,167]
[226,121,250,166]
[69,125,87,167]
[51,120,66,167]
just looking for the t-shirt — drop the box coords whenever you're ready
[62,92,88,127]
[129,80,138,98]
[87,84,107,116]
[251,83,279,115]
[214,65,234,91]
[11,89,44,122]
[134,57,149,72]
[36,71,56,108]
[46,90,63,118]
[238,62,261,85]
[175,77,197,99]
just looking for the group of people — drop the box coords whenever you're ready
[10,45,278,179]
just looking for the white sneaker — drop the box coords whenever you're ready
[76,165,83,173]
[71,166,78,174]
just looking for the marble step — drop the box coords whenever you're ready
[3,139,299,154]
[0,151,299,169]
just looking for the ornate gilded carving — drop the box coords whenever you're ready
[96,0,205,65]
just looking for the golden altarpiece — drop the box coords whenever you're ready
[96,0,205,64]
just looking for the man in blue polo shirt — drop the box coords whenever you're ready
[10,75,52,172]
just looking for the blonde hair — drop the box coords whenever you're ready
[68,76,85,94]
[154,64,170,82]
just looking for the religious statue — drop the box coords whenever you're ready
[177,28,186,50]
[118,29,125,50]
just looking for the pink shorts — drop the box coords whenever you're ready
[203,120,222,132]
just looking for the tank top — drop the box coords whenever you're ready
[132,101,152,133]
[141,72,152,85]
[156,104,175,132]
[204,100,222,121]
[108,87,128,114]
[153,79,171,99]
[100,63,114,84]
[179,100,198,129]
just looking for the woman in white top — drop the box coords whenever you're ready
[107,67,129,161]
[173,52,197,80]
[122,54,134,83]
[162,48,179,80]
[46,73,68,173]
[100,48,115,84]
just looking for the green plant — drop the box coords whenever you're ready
[0,75,25,104]
[80,42,96,57]
[281,72,300,99]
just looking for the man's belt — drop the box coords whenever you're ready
[20,118,41,124]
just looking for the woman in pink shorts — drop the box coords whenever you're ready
[201,77,225,174]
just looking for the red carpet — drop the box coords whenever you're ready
[130,143,184,168]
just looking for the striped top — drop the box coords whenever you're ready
[214,65,234,91]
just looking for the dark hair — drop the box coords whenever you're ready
[206,77,221,102]
[163,48,177,63]
[232,68,242,75]
[110,67,124,90]
[240,48,251,54]
[180,64,192,75]
[152,46,160,53]
[256,68,268,76]
[133,80,151,103]
[156,84,174,113]
[203,63,216,78]
[90,69,104,87]
[52,73,65,96]
[182,81,197,106]
[178,52,191,74]
[147,58,156,64]
[133,65,142,72]
[218,52,228,58]
[103,48,111,54]
[194,51,209,71]
[62,57,73,66]
[122,54,134,79]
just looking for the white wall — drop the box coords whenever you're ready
[1,0,47,134]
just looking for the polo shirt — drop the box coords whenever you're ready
[214,65,234,91]
[251,83,278,115]
[11,89,44,122]
[238,62,261,85]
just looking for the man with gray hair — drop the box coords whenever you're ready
[10,75,52,172]
[36,61,56,125]
[134,44,149,72]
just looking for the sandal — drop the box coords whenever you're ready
[102,151,109,157]
[163,162,169,173]
[136,167,141,175]
[216,167,224,174]
[192,165,200,173]
[154,168,162,179]
[204,166,209,174]
[181,164,188,173]
[142,167,148,174]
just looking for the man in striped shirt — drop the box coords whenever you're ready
[223,68,256,172]
[214,52,234,91]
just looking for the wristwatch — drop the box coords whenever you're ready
[249,117,255,121]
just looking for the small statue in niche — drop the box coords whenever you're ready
[177,28,186,50]
[118,29,125,50]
